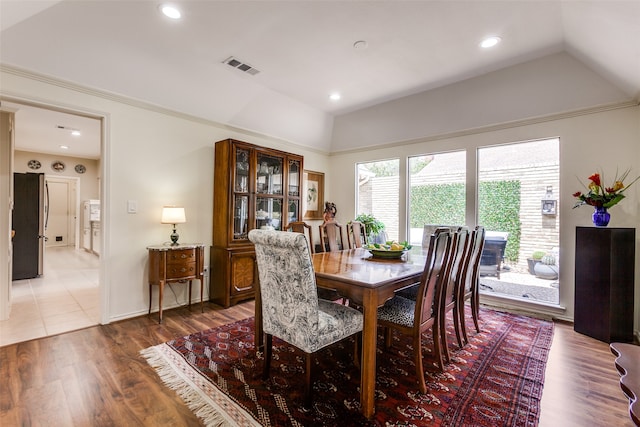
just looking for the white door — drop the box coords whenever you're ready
[45,177,78,247]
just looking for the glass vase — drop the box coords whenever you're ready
[592,206,610,227]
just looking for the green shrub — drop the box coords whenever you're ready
[409,183,465,227]
[353,213,385,236]
[478,180,521,262]
[531,251,546,261]
[410,180,521,262]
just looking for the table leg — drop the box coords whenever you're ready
[199,274,204,313]
[254,278,264,351]
[148,283,152,314]
[360,289,378,419]
[158,281,164,323]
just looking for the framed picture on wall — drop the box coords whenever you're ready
[303,170,324,220]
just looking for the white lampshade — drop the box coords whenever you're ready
[161,206,186,224]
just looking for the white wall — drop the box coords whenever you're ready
[328,105,640,332]
[0,112,13,320]
[14,151,99,202]
[1,69,330,322]
[331,53,632,151]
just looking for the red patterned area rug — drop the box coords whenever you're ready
[141,308,553,427]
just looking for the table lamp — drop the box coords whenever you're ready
[161,206,186,245]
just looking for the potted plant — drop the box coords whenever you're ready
[352,213,386,244]
[527,250,546,275]
[534,252,559,280]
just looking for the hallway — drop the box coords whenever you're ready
[0,246,99,347]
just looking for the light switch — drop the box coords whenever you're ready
[127,200,137,214]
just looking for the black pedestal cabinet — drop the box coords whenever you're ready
[574,227,635,343]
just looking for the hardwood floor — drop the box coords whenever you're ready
[0,302,634,426]
[539,320,635,427]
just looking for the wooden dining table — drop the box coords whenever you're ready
[254,247,427,419]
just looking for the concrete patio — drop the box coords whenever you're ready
[479,270,559,305]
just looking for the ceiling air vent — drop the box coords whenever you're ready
[222,56,260,75]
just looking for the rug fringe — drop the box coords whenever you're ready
[140,345,258,427]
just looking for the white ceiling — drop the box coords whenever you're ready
[1,0,639,156]
[2,102,102,159]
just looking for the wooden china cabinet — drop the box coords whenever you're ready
[210,138,303,307]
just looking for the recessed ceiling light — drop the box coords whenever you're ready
[160,4,181,19]
[480,36,501,48]
[71,130,81,136]
[329,93,341,101]
[60,145,69,150]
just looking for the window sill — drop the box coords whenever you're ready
[479,292,569,322]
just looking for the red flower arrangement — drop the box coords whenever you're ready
[573,169,639,209]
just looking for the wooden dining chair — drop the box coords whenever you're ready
[248,229,363,408]
[396,226,450,301]
[457,226,485,345]
[346,221,368,249]
[284,221,315,254]
[376,229,454,393]
[318,220,345,252]
[438,227,471,360]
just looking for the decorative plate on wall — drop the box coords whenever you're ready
[27,159,41,170]
[51,160,65,172]
[75,164,86,174]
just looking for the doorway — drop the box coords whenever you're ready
[45,176,79,248]
[0,101,103,345]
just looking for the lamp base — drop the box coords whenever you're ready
[170,227,180,246]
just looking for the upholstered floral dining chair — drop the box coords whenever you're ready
[248,229,363,408]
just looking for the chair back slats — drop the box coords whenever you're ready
[463,226,485,294]
[457,225,486,343]
[416,229,454,326]
[284,221,315,254]
[346,221,367,249]
[446,227,471,303]
[319,220,345,252]
[433,226,473,354]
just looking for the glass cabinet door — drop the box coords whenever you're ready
[234,148,249,193]
[287,200,299,224]
[288,160,300,197]
[256,197,283,230]
[256,153,284,195]
[233,195,249,240]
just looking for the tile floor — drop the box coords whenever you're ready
[0,246,100,347]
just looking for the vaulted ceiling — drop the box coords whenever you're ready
[1,1,639,156]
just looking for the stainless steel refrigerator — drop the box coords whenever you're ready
[12,172,48,280]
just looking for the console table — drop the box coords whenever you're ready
[147,243,205,323]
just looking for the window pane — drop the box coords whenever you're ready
[408,151,466,246]
[356,159,399,242]
[477,138,559,305]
